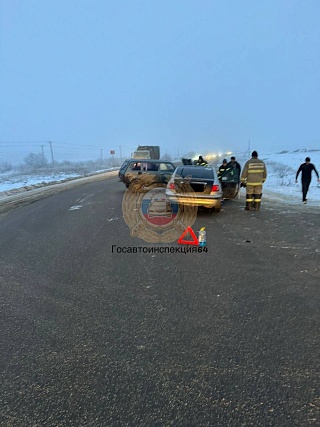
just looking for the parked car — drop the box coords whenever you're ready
[165,165,222,212]
[119,159,176,188]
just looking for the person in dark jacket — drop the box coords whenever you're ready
[227,156,241,173]
[295,157,320,203]
[218,159,230,180]
[196,156,208,166]
[227,156,241,183]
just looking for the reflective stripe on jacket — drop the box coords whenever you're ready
[218,165,230,178]
[241,158,267,185]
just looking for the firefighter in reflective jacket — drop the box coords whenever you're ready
[218,159,230,179]
[240,151,267,211]
[196,155,208,166]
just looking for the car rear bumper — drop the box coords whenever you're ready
[166,190,222,208]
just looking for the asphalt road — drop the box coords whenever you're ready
[0,175,319,426]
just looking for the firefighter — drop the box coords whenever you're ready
[218,159,230,180]
[196,155,208,166]
[241,151,267,211]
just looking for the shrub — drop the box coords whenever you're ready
[0,161,13,173]
[23,152,48,169]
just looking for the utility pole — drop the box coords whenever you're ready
[40,145,45,166]
[48,141,55,165]
[100,149,103,159]
[110,150,115,167]
[119,146,122,162]
[40,145,45,158]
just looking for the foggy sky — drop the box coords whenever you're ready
[1,0,320,163]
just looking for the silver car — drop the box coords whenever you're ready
[165,166,223,212]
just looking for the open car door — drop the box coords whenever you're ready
[219,168,240,199]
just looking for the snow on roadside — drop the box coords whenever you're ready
[0,168,119,199]
[0,173,82,192]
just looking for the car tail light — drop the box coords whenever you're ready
[211,184,220,192]
[168,181,175,190]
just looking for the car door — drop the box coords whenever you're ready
[124,161,142,184]
[138,162,160,182]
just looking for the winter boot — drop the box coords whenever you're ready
[253,194,262,211]
[245,195,254,210]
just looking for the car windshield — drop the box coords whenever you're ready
[175,167,214,179]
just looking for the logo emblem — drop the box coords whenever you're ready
[122,179,197,243]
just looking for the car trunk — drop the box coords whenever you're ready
[174,179,213,194]
[190,181,210,193]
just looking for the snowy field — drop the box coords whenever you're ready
[260,150,320,206]
[1,151,320,206]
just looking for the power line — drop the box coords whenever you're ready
[0,140,134,150]
[0,141,47,144]
[0,145,41,148]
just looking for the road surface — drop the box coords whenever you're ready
[0,174,319,426]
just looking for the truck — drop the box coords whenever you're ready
[131,145,160,160]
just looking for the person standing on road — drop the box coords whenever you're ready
[227,156,241,173]
[218,159,230,180]
[241,151,267,211]
[227,156,241,183]
[295,157,320,204]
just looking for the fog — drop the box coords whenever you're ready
[1,1,320,166]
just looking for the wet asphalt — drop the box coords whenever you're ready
[0,177,319,426]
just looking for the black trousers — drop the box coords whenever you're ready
[302,179,311,201]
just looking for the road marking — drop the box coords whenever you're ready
[69,205,82,211]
